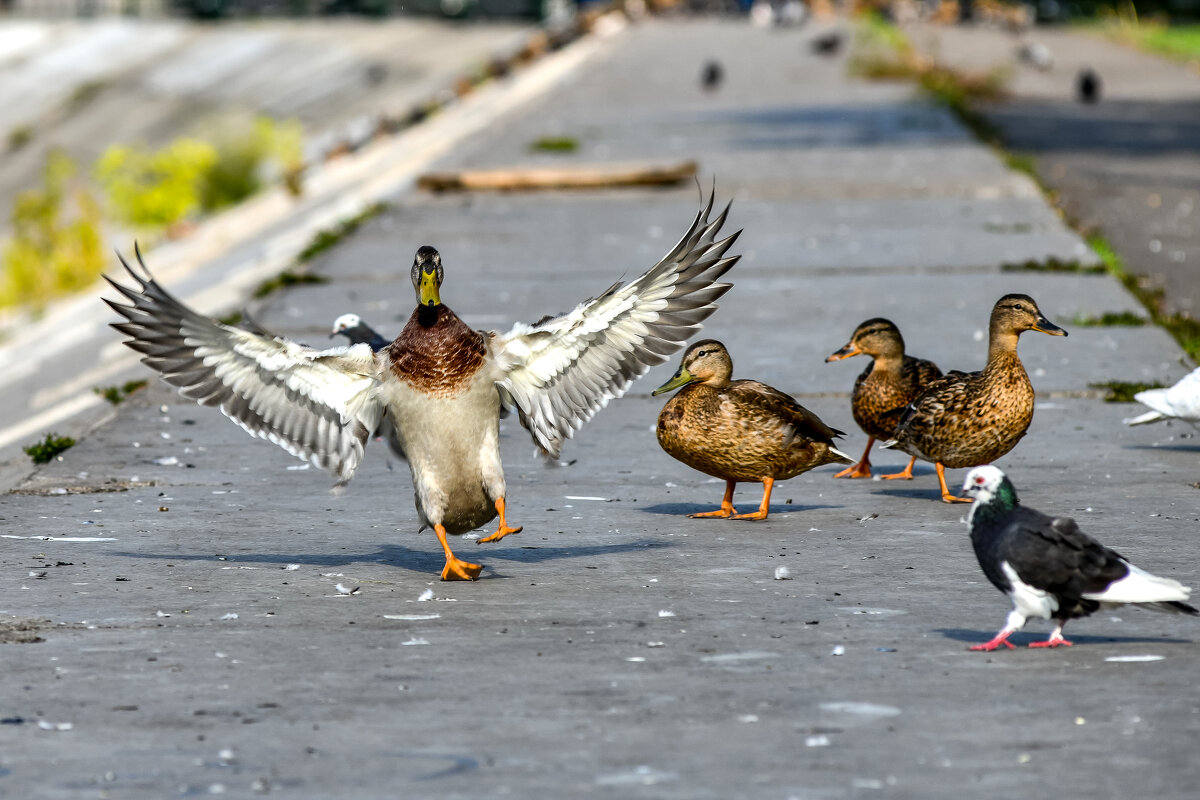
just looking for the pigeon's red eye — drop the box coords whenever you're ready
[974,476,986,485]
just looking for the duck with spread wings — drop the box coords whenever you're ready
[106,192,741,581]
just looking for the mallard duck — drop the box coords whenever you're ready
[106,192,741,581]
[825,318,942,480]
[883,294,1067,503]
[962,466,1196,651]
[653,340,852,520]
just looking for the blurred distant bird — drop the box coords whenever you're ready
[1016,41,1053,71]
[653,340,852,521]
[811,31,843,57]
[962,466,1196,651]
[1077,68,1101,104]
[700,60,724,92]
[107,191,740,582]
[331,313,390,351]
[1123,367,1200,429]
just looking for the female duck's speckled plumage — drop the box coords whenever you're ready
[105,192,741,581]
[654,340,852,520]
[826,318,942,479]
[885,293,1067,503]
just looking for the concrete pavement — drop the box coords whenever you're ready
[1,18,1198,799]
[906,22,1200,318]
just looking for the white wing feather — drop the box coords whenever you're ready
[494,190,741,458]
[106,248,385,486]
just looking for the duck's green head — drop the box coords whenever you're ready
[653,339,732,396]
[411,246,444,307]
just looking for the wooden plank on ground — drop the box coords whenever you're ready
[417,160,699,192]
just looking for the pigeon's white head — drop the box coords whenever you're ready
[962,465,1007,504]
[331,313,362,335]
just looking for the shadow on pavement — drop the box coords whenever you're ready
[936,627,1193,647]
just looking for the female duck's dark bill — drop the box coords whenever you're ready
[653,368,696,396]
[1033,316,1068,336]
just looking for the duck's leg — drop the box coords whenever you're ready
[689,480,738,518]
[435,524,483,581]
[937,463,971,503]
[731,477,773,521]
[879,455,918,481]
[477,497,523,544]
[834,438,874,479]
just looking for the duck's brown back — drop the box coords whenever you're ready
[893,351,1033,468]
[657,381,848,482]
[852,355,943,439]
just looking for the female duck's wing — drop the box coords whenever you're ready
[494,190,741,458]
[105,247,385,486]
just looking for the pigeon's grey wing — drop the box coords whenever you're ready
[105,247,385,485]
[493,189,741,458]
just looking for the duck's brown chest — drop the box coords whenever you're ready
[388,305,487,397]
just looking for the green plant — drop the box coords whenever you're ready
[23,432,76,464]
[1072,311,1148,327]
[252,269,328,299]
[93,379,148,406]
[7,125,33,153]
[200,116,304,211]
[297,202,388,264]
[1,150,106,310]
[530,136,579,152]
[94,138,218,230]
[1090,380,1165,403]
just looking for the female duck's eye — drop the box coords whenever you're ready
[696,350,708,357]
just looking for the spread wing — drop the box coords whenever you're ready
[105,247,386,486]
[493,189,741,458]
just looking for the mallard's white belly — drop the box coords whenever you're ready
[381,371,504,535]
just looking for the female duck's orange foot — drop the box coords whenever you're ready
[936,463,971,503]
[731,509,769,521]
[689,480,738,518]
[834,461,872,479]
[441,556,483,581]
[730,478,772,521]
[689,506,737,519]
[477,497,523,544]
[880,457,917,481]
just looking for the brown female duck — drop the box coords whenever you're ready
[825,318,943,480]
[884,294,1067,503]
[653,340,852,520]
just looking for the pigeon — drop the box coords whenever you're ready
[105,191,740,582]
[1077,68,1101,104]
[1123,367,1200,429]
[700,60,723,92]
[961,466,1197,651]
[330,313,391,351]
[810,31,843,57]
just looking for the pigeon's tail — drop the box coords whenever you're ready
[1086,562,1193,607]
[1124,409,1165,426]
[1147,600,1200,616]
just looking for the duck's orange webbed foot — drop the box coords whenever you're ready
[936,463,972,503]
[731,477,773,521]
[434,523,483,581]
[477,497,523,544]
[879,456,917,481]
[834,438,874,479]
[689,480,738,518]
[834,461,872,479]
